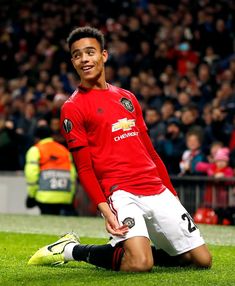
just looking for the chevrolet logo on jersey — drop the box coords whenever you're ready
[112,118,135,132]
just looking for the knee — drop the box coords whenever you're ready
[126,255,154,272]
[181,249,212,269]
[194,252,212,269]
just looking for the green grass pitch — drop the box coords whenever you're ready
[0,214,235,286]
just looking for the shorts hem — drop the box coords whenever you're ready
[109,234,150,247]
[170,238,205,256]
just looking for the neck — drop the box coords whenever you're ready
[80,82,108,90]
[81,75,108,90]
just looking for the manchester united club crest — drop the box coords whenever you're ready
[63,119,73,133]
[122,217,135,229]
[120,98,134,112]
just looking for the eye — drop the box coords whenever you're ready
[73,53,81,59]
[87,50,95,56]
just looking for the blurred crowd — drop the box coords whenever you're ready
[1,0,235,177]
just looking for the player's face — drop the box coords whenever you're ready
[71,38,108,87]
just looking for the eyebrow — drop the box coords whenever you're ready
[71,46,97,55]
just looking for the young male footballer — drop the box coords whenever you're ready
[28,26,212,272]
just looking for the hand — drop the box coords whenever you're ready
[184,161,190,170]
[104,213,129,236]
[98,202,129,236]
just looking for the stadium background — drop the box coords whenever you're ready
[0,0,235,218]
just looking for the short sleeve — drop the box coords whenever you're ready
[60,101,88,150]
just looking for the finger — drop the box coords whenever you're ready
[112,230,127,237]
[118,224,129,231]
[107,225,128,236]
[114,226,129,236]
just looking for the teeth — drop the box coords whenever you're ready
[83,67,91,71]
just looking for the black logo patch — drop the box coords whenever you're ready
[63,119,73,133]
[120,98,134,112]
[122,217,135,229]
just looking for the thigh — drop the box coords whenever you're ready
[148,189,205,256]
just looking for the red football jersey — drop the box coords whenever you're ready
[61,84,165,198]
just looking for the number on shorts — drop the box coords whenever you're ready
[181,213,197,233]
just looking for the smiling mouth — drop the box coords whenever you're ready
[82,66,93,72]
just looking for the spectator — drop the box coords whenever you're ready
[0,116,21,170]
[203,46,220,72]
[24,124,77,215]
[207,141,224,164]
[196,147,234,208]
[179,129,206,175]
[14,101,38,167]
[160,99,176,123]
[157,117,186,175]
[168,41,199,77]
[203,106,233,149]
[175,91,191,113]
[153,42,174,79]
[194,62,215,111]
[51,93,68,118]
[144,107,165,144]
[201,103,213,127]
[180,105,203,135]
[229,115,235,171]
[49,116,66,146]
[213,19,234,58]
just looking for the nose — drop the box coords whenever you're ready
[81,53,89,62]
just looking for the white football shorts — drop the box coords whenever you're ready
[108,188,205,256]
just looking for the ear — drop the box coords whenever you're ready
[71,57,76,70]
[102,49,109,63]
[70,58,74,66]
